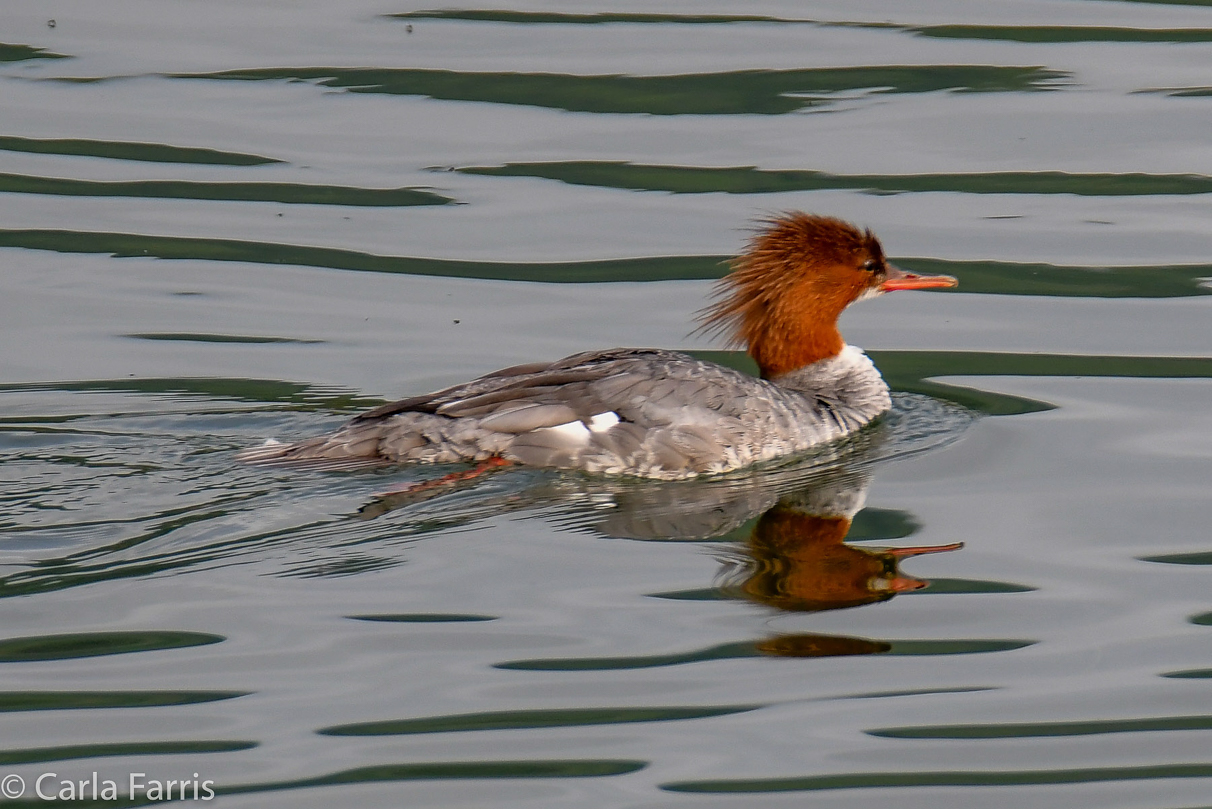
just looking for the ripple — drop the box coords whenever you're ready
[389,10,795,24]
[0,173,455,206]
[0,631,223,662]
[126,333,324,344]
[1143,85,1212,97]
[495,636,1033,670]
[0,691,248,712]
[222,759,648,796]
[0,377,378,408]
[346,613,498,623]
[1106,0,1212,5]
[0,740,256,766]
[904,24,1212,43]
[869,714,1212,739]
[0,136,281,166]
[459,161,1212,197]
[1140,551,1212,565]
[388,9,1212,29]
[646,588,730,601]
[171,65,1069,115]
[0,384,395,597]
[0,228,723,283]
[831,686,997,700]
[662,762,1212,793]
[319,705,759,736]
[492,639,836,670]
[0,43,68,62]
[1163,669,1212,679]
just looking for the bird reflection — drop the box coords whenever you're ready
[717,474,962,613]
[359,404,969,659]
[364,464,960,635]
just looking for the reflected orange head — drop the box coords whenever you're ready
[738,505,941,612]
[743,506,905,611]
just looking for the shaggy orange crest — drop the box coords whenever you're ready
[698,213,886,377]
[698,212,955,378]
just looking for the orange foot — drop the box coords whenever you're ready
[374,456,514,498]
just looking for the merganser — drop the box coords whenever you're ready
[238,212,957,480]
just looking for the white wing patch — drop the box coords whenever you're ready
[546,420,591,443]
[539,412,620,447]
[587,412,620,432]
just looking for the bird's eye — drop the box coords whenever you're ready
[862,259,881,273]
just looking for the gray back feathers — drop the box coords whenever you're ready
[238,347,891,480]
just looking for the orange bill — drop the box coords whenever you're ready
[880,264,959,292]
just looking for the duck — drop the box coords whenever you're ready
[237,212,957,480]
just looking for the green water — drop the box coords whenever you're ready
[2,1,1211,807]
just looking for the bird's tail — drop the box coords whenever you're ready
[235,429,390,472]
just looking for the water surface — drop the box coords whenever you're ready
[2,1,1212,806]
